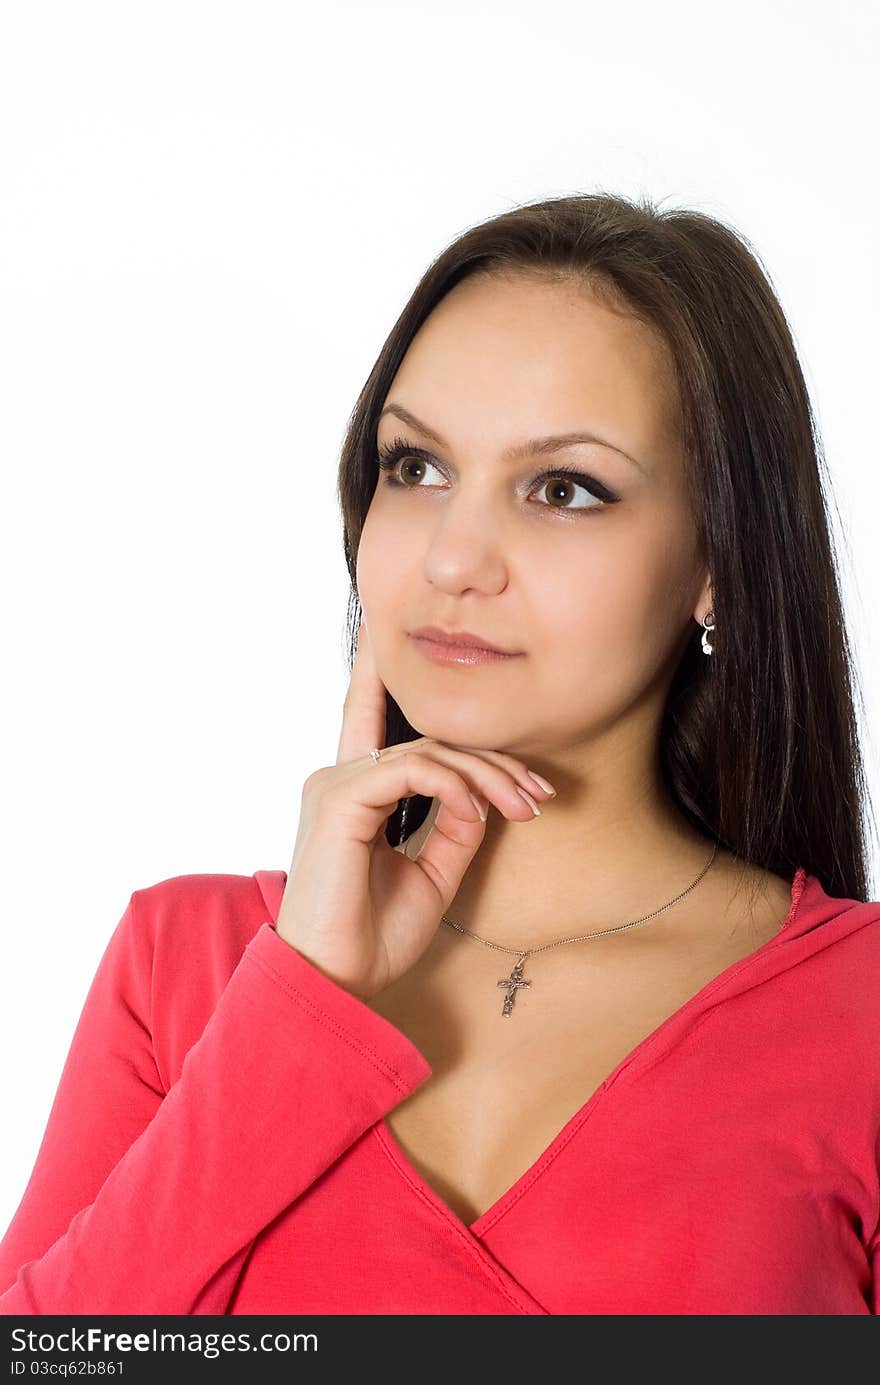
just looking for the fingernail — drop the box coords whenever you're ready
[469,792,487,820]
[515,786,542,817]
[526,771,556,796]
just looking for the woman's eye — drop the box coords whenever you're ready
[530,474,605,511]
[381,453,443,487]
[376,441,617,513]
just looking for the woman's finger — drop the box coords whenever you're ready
[396,739,556,811]
[336,621,389,766]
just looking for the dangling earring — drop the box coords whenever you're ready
[700,610,715,656]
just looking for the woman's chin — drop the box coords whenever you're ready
[397,704,513,750]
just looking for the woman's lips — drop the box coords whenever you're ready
[409,634,521,666]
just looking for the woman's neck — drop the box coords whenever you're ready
[405,791,742,956]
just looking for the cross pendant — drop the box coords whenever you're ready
[497,953,532,1017]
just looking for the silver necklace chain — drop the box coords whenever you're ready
[441,838,719,959]
[399,795,720,1016]
[443,838,719,1017]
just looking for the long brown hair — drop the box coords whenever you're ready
[336,192,876,903]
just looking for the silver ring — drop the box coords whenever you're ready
[369,747,382,764]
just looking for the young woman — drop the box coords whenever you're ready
[1,193,878,1316]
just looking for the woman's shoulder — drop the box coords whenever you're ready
[129,867,285,946]
[132,866,282,920]
[130,864,284,952]
[126,868,286,1085]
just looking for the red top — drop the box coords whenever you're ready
[0,865,878,1315]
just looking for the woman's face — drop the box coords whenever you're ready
[357,270,709,758]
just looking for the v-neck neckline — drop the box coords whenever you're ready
[372,865,814,1240]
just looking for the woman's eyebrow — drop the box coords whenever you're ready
[378,402,646,474]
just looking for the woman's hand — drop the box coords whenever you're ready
[274,622,556,1000]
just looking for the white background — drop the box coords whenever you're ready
[1,0,878,1233]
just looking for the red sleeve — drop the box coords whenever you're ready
[0,888,432,1314]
